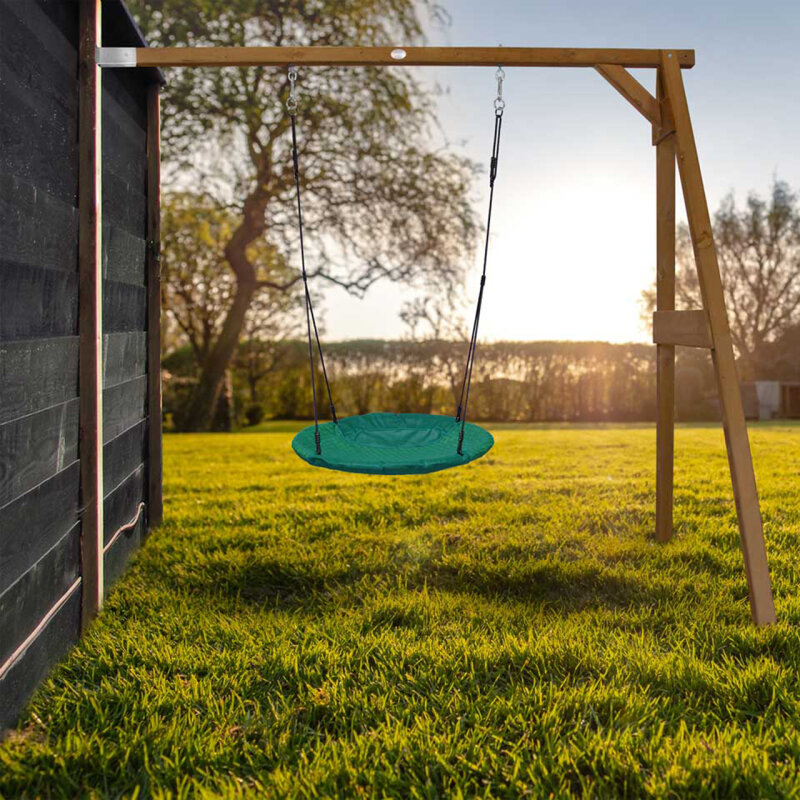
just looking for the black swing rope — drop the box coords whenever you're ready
[455,67,506,455]
[288,65,505,458]
[287,66,336,455]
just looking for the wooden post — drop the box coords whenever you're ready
[654,67,676,542]
[661,51,776,625]
[146,84,163,529]
[78,0,103,629]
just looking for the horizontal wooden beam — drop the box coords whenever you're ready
[595,64,661,127]
[125,46,696,69]
[653,309,712,348]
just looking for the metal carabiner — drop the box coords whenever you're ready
[286,65,298,114]
[494,65,506,113]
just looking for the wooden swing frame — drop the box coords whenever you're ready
[78,0,775,626]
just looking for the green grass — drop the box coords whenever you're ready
[3,423,800,798]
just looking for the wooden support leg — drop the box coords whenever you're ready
[78,0,103,629]
[655,67,676,542]
[661,52,776,625]
[146,85,163,529]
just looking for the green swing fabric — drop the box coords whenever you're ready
[292,413,494,475]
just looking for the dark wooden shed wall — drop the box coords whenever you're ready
[101,63,149,587]
[0,0,158,730]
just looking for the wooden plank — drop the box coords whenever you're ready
[133,46,695,69]
[103,419,147,492]
[0,0,78,75]
[104,501,144,557]
[103,224,147,286]
[103,280,147,333]
[78,0,103,630]
[0,337,80,425]
[101,73,147,197]
[102,66,148,132]
[652,62,676,147]
[0,67,79,206]
[653,309,712,348]
[103,171,147,236]
[103,331,147,386]
[0,262,79,341]
[37,0,83,37]
[0,3,78,118]
[103,462,145,542]
[0,173,79,274]
[103,375,147,444]
[146,84,163,529]
[0,580,81,730]
[0,524,81,667]
[595,64,661,126]
[102,111,146,195]
[661,51,776,626]
[0,399,79,507]
[103,512,144,590]
[0,463,81,597]
[654,80,676,544]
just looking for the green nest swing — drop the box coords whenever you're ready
[292,413,494,475]
[287,66,507,475]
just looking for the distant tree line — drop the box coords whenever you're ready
[160,173,800,429]
[147,31,800,436]
[161,177,800,429]
[164,337,798,428]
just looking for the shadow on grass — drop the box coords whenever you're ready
[152,547,702,618]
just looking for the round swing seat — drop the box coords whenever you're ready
[292,412,494,475]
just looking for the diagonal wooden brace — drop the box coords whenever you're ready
[595,64,661,126]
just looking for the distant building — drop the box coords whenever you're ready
[741,381,800,420]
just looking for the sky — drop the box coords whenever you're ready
[326,0,800,343]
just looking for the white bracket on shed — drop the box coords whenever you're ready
[96,47,138,67]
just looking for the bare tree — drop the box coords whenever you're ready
[642,179,800,379]
[161,191,298,360]
[235,298,298,410]
[130,0,480,430]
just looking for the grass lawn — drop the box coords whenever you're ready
[2,423,800,798]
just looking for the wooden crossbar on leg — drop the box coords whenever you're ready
[660,51,776,626]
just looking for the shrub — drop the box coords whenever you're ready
[244,403,266,427]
